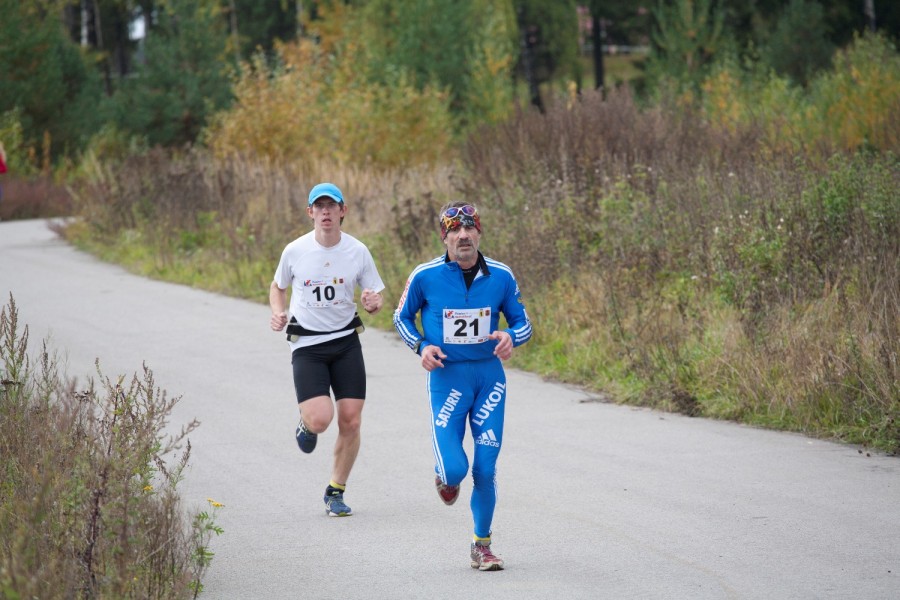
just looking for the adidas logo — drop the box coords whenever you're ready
[475,429,500,447]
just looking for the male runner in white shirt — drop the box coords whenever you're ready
[269,182,385,516]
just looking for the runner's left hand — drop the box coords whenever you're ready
[489,330,513,360]
[361,289,383,314]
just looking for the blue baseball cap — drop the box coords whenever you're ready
[308,182,344,206]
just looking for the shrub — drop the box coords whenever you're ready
[203,40,455,169]
[459,85,899,451]
[66,38,900,453]
[699,31,900,156]
[1,295,216,597]
[807,32,900,152]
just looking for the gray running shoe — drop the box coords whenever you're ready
[470,541,504,571]
[324,492,352,517]
[295,420,317,453]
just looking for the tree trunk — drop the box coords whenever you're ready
[864,0,876,31]
[229,0,240,61]
[63,4,77,42]
[92,0,112,96]
[92,0,103,50]
[521,24,544,113]
[297,1,304,37]
[113,9,129,78]
[80,0,89,46]
[591,14,605,91]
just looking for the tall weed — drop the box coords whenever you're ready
[67,149,456,303]
[1,295,215,598]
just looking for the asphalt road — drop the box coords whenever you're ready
[1,218,898,600]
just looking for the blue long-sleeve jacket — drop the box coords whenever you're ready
[394,252,532,362]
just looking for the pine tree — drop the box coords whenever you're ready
[109,0,234,147]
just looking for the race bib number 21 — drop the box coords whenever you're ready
[443,307,491,344]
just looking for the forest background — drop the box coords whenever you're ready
[1,1,899,597]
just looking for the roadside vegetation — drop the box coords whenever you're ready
[2,2,898,596]
[62,32,899,454]
[0,296,221,598]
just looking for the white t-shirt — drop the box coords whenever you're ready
[273,231,385,350]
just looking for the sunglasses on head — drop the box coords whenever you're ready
[440,204,481,238]
[442,205,477,219]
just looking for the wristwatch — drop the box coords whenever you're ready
[413,339,424,355]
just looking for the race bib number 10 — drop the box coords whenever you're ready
[443,307,491,344]
[304,278,348,308]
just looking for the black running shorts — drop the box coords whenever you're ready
[291,332,366,403]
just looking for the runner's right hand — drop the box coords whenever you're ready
[420,345,446,371]
[271,311,288,331]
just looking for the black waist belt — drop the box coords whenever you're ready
[286,313,364,340]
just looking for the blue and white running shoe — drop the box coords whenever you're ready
[324,492,352,517]
[295,420,317,454]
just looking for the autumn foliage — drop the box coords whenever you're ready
[204,39,455,169]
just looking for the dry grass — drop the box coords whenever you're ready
[0,175,72,220]
[461,87,898,451]
[62,58,900,453]
[1,295,217,598]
